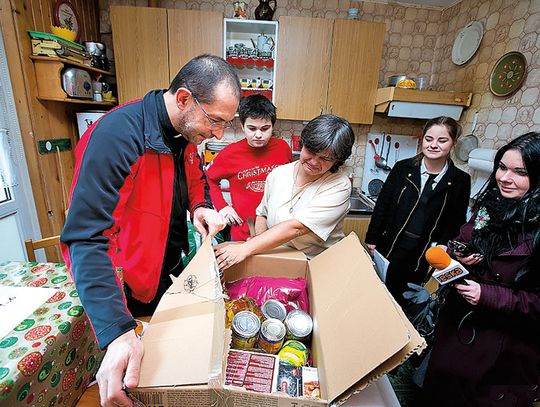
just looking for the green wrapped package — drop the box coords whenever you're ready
[181,221,225,267]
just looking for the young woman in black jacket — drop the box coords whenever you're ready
[365,116,471,306]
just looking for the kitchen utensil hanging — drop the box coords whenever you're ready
[368,179,384,197]
[375,133,388,170]
[455,111,479,162]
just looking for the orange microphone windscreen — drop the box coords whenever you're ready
[425,246,451,269]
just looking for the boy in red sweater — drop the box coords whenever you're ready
[206,94,292,241]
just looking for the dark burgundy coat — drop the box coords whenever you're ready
[422,211,540,407]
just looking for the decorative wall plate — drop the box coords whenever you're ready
[53,1,80,42]
[489,51,527,97]
[451,21,483,65]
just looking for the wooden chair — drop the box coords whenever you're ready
[24,235,61,262]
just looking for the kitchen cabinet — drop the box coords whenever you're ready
[111,6,223,103]
[111,6,169,103]
[343,215,371,243]
[224,19,278,102]
[275,16,385,124]
[168,10,223,79]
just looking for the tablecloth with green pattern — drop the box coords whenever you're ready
[0,261,104,406]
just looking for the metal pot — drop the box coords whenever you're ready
[387,75,408,87]
[83,41,105,56]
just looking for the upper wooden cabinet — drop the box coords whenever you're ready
[111,6,223,103]
[167,9,223,81]
[275,16,333,121]
[275,16,385,124]
[111,6,169,103]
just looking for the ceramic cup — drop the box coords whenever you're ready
[261,79,273,89]
[240,78,250,88]
[251,78,261,88]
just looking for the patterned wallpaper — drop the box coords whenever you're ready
[99,0,540,188]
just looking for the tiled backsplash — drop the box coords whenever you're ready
[101,0,539,186]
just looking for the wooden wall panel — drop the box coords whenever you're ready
[1,0,99,261]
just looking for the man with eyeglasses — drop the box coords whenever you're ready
[60,54,240,407]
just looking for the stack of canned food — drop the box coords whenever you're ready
[230,298,314,367]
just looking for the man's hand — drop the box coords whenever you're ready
[219,206,243,226]
[96,330,144,407]
[192,207,226,239]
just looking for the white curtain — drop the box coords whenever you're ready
[0,128,17,189]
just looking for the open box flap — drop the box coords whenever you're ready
[308,233,412,403]
[138,238,225,388]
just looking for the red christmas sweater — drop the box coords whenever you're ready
[206,138,292,240]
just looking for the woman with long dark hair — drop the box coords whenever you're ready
[422,132,540,406]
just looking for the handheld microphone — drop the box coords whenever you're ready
[425,246,469,285]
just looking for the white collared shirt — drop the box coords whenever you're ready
[420,159,448,193]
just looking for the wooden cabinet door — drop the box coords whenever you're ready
[167,10,223,82]
[111,6,169,103]
[327,19,385,124]
[343,216,371,243]
[275,16,333,121]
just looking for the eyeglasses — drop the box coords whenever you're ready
[192,95,233,130]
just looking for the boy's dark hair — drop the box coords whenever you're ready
[238,94,277,125]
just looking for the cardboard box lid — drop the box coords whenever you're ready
[308,233,413,403]
[138,238,225,388]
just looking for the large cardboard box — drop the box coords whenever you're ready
[130,233,426,406]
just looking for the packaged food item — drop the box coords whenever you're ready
[284,309,313,343]
[225,350,280,393]
[302,366,321,399]
[231,311,260,350]
[258,318,286,354]
[261,299,287,321]
[278,340,309,367]
[225,276,309,313]
[277,365,302,397]
[225,296,260,328]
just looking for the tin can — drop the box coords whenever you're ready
[231,311,260,350]
[258,318,286,354]
[284,309,313,343]
[278,340,309,366]
[260,299,287,322]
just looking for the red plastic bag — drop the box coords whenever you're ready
[225,276,309,313]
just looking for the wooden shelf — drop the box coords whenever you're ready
[30,55,114,76]
[375,87,472,113]
[37,96,116,106]
[30,55,117,106]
